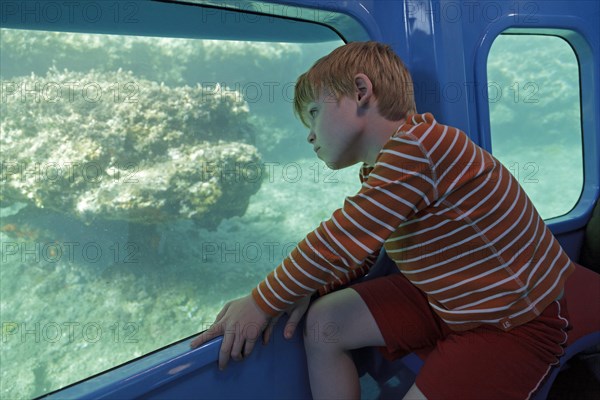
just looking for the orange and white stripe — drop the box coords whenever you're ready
[252,113,575,331]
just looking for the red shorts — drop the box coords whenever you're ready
[350,272,571,400]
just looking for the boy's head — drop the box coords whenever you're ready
[294,41,416,128]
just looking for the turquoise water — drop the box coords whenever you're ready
[488,34,583,219]
[0,30,583,399]
[0,30,355,398]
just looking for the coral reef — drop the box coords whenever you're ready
[0,69,262,227]
[0,29,339,159]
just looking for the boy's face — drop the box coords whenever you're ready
[305,88,365,170]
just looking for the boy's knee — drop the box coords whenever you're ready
[303,297,342,350]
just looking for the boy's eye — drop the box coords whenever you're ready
[309,109,317,118]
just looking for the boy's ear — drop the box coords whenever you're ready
[354,73,373,106]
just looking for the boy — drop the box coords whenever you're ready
[191,41,574,400]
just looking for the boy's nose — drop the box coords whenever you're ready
[307,131,316,144]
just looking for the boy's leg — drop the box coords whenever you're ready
[303,287,386,400]
[303,272,449,399]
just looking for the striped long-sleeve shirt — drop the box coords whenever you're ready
[252,113,575,331]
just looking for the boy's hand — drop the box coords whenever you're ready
[190,294,314,370]
[190,294,271,370]
[263,294,312,343]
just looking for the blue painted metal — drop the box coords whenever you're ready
[20,0,598,398]
[44,320,311,399]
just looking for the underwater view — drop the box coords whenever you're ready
[488,34,583,219]
[0,29,583,399]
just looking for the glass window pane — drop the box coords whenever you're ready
[0,28,351,398]
[487,34,583,219]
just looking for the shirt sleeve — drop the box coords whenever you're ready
[252,128,438,316]
[315,164,378,296]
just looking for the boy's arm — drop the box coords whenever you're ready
[315,164,380,296]
[316,250,379,296]
[253,129,438,317]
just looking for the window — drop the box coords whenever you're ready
[487,34,583,220]
[0,29,352,398]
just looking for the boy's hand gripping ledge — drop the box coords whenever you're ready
[189,294,310,370]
